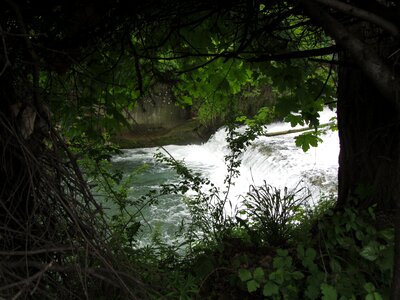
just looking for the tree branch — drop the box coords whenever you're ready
[308,58,348,65]
[314,0,400,37]
[0,246,74,256]
[246,45,338,62]
[0,24,11,77]
[5,0,41,106]
[301,0,400,106]
[265,122,335,137]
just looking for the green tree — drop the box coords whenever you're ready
[1,0,399,298]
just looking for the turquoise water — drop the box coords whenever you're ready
[111,109,339,246]
[110,149,189,246]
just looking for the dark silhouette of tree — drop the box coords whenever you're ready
[1,0,399,298]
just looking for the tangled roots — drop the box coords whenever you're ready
[0,113,143,299]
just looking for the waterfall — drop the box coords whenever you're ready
[111,109,339,243]
[160,108,338,203]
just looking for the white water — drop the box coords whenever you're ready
[112,109,339,243]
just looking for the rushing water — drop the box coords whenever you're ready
[111,109,339,244]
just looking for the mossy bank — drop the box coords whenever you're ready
[112,118,215,148]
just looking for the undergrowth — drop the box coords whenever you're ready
[134,197,393,299]
[108,161,393,299]
[82,132,393,299]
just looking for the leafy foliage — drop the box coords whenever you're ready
[3,0,399,298]
[240,181,311,246]
[106,149,391,299]
[45,49,139,141]
[232,204,392,300]
[69,111,391,299]
[295,132,323,152]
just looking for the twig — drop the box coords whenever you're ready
[1,261,53,294]
[301,0,400,106]
[198,267,235,294]
[247,45,339,62]
[0,247,74,256]
[0,24,10,77]
[314,0,400,37]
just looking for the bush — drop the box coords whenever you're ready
[240,181,311,246]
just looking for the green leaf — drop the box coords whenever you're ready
[246,279,260,293]
[263,281,280,296]
[254,107,274,124]
[355,230,364,241]
[285,113,304,127]
[379,228,394,242]
[379,246,394,271]
[305,273,324,299]
[180,95,193,105]
[365,292,383,300]
[295,132,322,152]
[291,271,304,280]
[238,269,252,282]
[295,134,310,151]
[253,267,265,282]
[321,283,337,300]
[305,248,317,261]
[363,282,375,293]
[273,255,293,269]
[360,242,380,261]
[301,247,317,270]
[235,115,247,123]
[297,244,305,258]
[276,249,289,257]
[126,221,141,236]
[329,259,342,273]
[269,270,285,285]
[306,282,321,300]
[245,68,253,80]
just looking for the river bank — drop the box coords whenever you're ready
[112,118,215,148]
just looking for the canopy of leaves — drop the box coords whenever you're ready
[2,0,399,298]
[28,0,338,141]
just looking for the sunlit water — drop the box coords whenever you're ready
[111,109,339,245]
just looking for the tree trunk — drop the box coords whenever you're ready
[299,1,400,210]
[334,13,400,213]
[335,29,400,300]
[300,2,400,296]
[336,53,400,211]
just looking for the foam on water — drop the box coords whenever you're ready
[159,109,339,204]
[111,108,339,244]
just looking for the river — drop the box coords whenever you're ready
[111,109,339,245]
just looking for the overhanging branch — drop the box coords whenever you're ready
[246,45,338,62]
[301,0,400,106]
[0,24,10,77]
[314,0,400,37]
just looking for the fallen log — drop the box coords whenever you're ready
[265,122,335,137]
